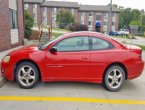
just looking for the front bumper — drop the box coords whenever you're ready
[1,61,15,81]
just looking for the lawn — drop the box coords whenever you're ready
[52,32,63,39]
[52,28,70,32]
[134,44,145,51]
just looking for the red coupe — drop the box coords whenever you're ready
[1,32,144,91]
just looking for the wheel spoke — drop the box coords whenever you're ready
[27,67,32,74]
[113,69,117,76]
[21,67,26,74]
[115,80,120,86]
[19,76,25,80]
[29,76,35,80]
[110,81,115,86]
[25,79,30,86]
[117,74,122,79]
[108,75,113,80]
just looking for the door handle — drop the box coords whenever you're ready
[82,57,88,60]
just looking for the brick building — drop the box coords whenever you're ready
[24,0,119,32]
[0,0,24,51]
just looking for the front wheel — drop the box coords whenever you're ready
[15,61,39,89]
[103,65,126,92]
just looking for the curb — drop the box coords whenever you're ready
[0,76,7,88]
[0,61,7,88]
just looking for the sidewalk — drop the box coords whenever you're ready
[0,46,23,87]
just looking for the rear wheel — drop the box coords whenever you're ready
[103,65,125,92]
[15,61,39,89]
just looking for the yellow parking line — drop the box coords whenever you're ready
[0,96,145,105]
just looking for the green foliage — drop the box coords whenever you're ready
[130,20,140,26]
[69,23,88,31]
[24,10,34,39]
[56,9,75,29]
[119,8,132,29]
[119,8,145,31]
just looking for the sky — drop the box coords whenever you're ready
[47,0,145,10]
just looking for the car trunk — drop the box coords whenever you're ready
[126,44,142,60]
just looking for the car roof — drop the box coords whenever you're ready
[63,31,113,40]
[63,31,107,37]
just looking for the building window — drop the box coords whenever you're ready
[52,22,56,28]
[89,12,92,16]
[33,13,37,26]
[9,9,17,29]
[24,4,29,10]
[89,12,93,21]
[34,4,37,8]
[52,17,56,22]
[81,21,84,24]
[80,12,85,24]
[43,17,47,25]
[112,22,115,26]
[71,9,74,15]
[96,15,101,20]
[88,21,91,25]
[103,22,107,26]
[104,16,108,20]
[112,13,116,16]
[43,7,47,12]
[52,8,57,12]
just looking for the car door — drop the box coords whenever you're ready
[44,36,90,80]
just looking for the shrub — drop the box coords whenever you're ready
[57,9,75,29]
[24,10,34,39]
[69,23,88,31]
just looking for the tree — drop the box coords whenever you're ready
[130,20,140,26]
[24,10,34,39]
[57,9,75,29]
[118,7,145,31]
[119,8,132,29]
[113,4,118,8]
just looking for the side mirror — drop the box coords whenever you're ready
[50,47,57,53]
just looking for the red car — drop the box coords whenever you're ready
[1,32,144,91]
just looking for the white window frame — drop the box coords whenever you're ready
[24,4,29,10]
[34,4,37,9]
[9,0,19,44]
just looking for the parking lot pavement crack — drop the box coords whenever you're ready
[103,92,116,110]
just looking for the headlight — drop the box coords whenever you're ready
[2,56,11,63]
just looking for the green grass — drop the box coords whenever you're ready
[52,28,70,32]
[52,32,63,39]
[111,35,129,39]
[134,44,145,50]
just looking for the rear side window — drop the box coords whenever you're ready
[91,37,114,50]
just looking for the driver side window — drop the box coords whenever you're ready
[54,36,89,52]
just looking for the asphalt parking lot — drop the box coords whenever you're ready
[0,41,145,110]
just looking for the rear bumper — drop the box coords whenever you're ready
[128,61,144,80]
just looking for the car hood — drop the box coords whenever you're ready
[8,45,39,56]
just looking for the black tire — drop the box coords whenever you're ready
[15,61,39,89]
[103,65,126,92]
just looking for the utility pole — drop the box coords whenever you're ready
[107,0,112,34]
[140,9,144,26]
